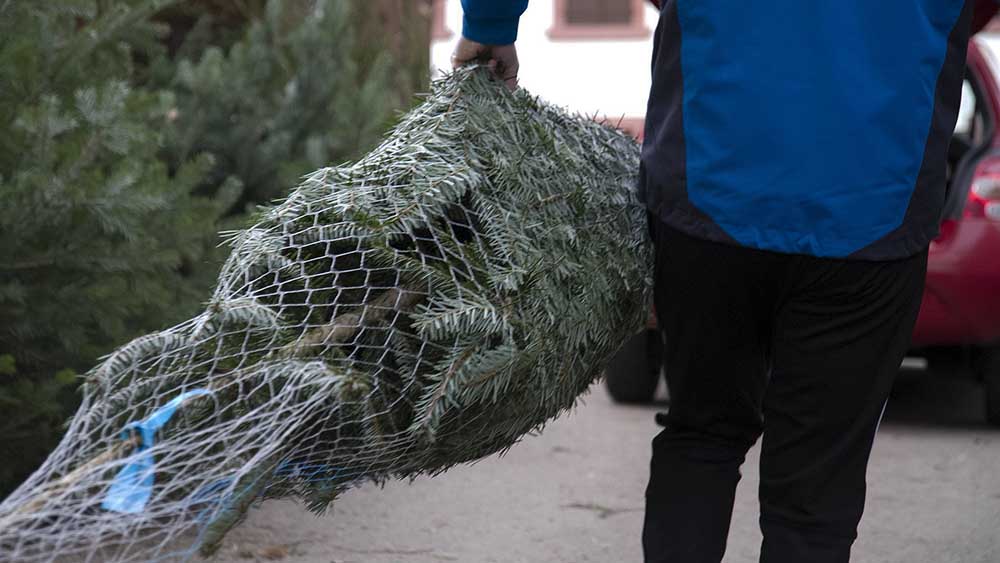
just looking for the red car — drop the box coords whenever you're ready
[911,33,1000,423]
[606,30,1000,425]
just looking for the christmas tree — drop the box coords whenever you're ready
[0,0,424,498]
[153,0,424,211]
[0,0,235,497]
[0,67,651,562]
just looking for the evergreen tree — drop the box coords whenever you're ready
[0,0,433,498]
[351,0,434,108]
[152,0,409,210]
[0,0,238,496]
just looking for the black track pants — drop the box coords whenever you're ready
[642,220,928,563]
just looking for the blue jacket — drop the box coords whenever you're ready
[462,0,975,259]
[461,0,529,45]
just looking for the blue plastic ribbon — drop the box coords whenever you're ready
[101,389,212,514]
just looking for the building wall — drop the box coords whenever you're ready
[430,0,659,138]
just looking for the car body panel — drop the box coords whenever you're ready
[912,37,1000,348]
[915,217,1000,345]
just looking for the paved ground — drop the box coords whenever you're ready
[214,365,1000,563]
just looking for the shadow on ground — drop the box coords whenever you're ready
[885,362,994,431]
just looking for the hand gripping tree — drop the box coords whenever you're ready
[0,68,652,562]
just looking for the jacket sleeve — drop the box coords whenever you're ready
[461,0,529,45]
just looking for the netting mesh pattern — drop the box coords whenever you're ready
[0,68,652,562]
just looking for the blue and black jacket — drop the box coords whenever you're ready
[462,0,978,259]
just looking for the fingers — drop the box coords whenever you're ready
[450,52,473,68]
[451,39,519,91]
[493,45,520,91]
[451,37,487,68]
[493,59,519,91]
[502,72,519,91]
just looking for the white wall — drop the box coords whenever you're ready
[430,0,658,121]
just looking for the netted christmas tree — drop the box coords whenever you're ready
[0,67,651,562]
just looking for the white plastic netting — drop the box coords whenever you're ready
[0,68,652,562]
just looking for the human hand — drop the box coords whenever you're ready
[451,37,519,91]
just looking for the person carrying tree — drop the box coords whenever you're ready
[452,1,998,562]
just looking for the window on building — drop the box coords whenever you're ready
[549,0,650,40]
[565,0,633,25]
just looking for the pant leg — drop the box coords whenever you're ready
[758,251,928,563]
[643,222,786,563]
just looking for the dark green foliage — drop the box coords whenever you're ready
[153,0,401,210]
[0,357,78,496]
[0,0,233,498]
[0,0,424,499]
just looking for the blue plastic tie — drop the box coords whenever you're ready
[101,389,212,514]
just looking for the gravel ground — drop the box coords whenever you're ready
[210,366,1000,563]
